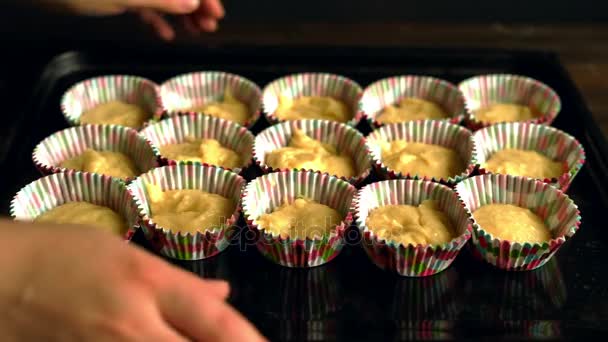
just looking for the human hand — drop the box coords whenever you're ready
[41,0,225,40]
[0,221,265,341]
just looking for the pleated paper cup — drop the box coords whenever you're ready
[160,71,262,128]
[361,75,466,127]
[366,120,477,185]
[10,172,139,241]
[458,74,561,130]
[33,125,159,182]
[61,75,163,129]
[474,122,585,192]
[455,174,581,271]
[242,170,357,268]
[139,114,254,174]
[127,164,246,260]
[253,119,371,185]
[354,179,472,277]
[262,73,363,126]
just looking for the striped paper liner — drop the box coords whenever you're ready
[366,120,477,185]
[61,75,163,128]
[253,119,371,185]
[139,114,254,174]
[361,75,466,127]
[127,164,246,260]
[354,179,473,277]
[474,122,585,192]
[242,170,357,268]
[33,125,158,182]
[262,73,363,126]
[455,174,581,271]
[160,71,262,128]
[10,172,139,241]
[458,74,561,130]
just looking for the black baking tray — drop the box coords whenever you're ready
[2,46,608,341]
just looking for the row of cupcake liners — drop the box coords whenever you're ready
[11,160,581,276]
[60,72,561,133]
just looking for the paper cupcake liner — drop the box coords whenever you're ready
[242,170,357,268]
[253,119,371,185]
[395,321,455,340]
[10,172,139,241]
[361,75,466,127]
[127,164,246,260]
[366,120,477,185]
[474,122,585,192]
[262,73,363,126]
[139,114,254,174]
[353,179,473,277]
[455,174,581,271]
[33,124,159,182]
[60,75,163,128]
[458,74,561,130]
[160,71,262,128]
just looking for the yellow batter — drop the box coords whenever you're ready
[265,129,356,178]
[60,149,139,179]
[188,90,249,125]
[275,96,351,122]
[376,97,449,124]
[146,183,235,234]
[366,200,455,246]
[475,103,539,124]
[473,204,551,243]
[484,149,563,179]
[159,137,242,169]
[379,141,465,179]
[35,202,128,236]
[80,100,150,129]
[257,198,343,239]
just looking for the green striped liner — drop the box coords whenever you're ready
[242,170,357,268]
[455,174,581,271]
[458,74,561,130]
[10,172,140,241]
[354,179,473,277]
[33,124,159,182]
[139,114,254,174]
[361,75,466,127]
[253,119,371,185]
[262,73,363,126]
[366,120,477,185]
[127,164,246,260]
[160,71,262,128]
[474,122,585,192]
[61,75,163,129]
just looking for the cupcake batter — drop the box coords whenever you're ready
[257,198,343,239]
[376,97,448,124]
[80,100,150,129]
[188,90,250,125]
[473,204,551,243]
[265,129,356,178]
[475,103,539,124]
[146,183,235,234]
[275,95,351,122]
[379,141,465,179]
[159,137,242,169]
[35,202,128,236]
[61,149,139,179]
[366,200,455,246]
[484,149,563,179]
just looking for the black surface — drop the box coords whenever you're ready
[2,46,608,341]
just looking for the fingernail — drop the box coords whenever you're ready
[183,0,200,11]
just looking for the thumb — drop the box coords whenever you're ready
[128,0,201,14]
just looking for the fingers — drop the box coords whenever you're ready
[139,9,175,41]
[158,289,266,342]
[197,16,218,32]
[127,0,201,14]
[199,0,225,18]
